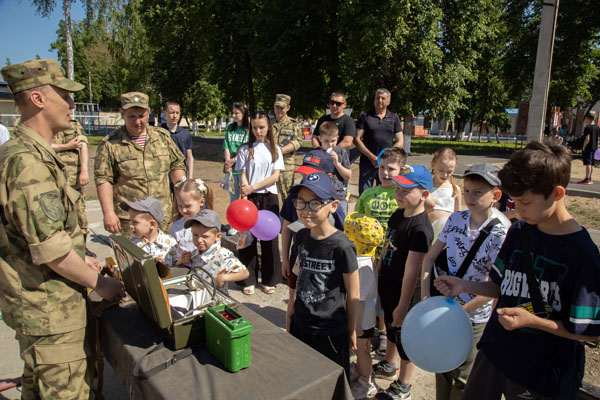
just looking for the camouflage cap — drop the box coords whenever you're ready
[121,92,149,110]
[0,59,84,94]
[274,94,291,108]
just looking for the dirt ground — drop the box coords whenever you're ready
[84,139,600,393]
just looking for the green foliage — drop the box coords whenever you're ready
[411,137,517,155]
[182,80,227,122]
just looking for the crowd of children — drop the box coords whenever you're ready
[115,105,599,400]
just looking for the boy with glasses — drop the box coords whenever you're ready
[312,91,356,149]
[289,172,360,380]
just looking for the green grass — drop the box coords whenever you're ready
[410,137,520,155]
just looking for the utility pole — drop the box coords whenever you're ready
[526,0,559,143]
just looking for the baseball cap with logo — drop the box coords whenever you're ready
[295,149,335,175]
[391,165,433,191]
[120,197,164,224]
[274,94,291,108]
[1,59,84,94]
[290,172,336,200]
[463,163,501,186]
[184,209,222,231]
[120,92,150,110]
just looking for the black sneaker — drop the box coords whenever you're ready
[377,380,411,400]
[372,360,397,381]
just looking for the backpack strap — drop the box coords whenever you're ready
[455,218,501,279]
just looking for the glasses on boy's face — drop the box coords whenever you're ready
[329,100,344,107]
[293,198,333,212]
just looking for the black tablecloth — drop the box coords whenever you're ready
[94,300,352,400]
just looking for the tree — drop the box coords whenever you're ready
[31,0,76,81]
[182,80,227,129]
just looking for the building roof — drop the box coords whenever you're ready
[0,81,13,100]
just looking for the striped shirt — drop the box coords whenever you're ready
[131,131,147,149]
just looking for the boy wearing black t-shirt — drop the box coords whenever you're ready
[378,165,434,399]
[289,172,360,379]
[436,142,600,399]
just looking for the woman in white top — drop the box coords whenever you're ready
[235,111,285,295]
[425,147,462,240]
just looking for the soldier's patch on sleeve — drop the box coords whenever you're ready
[39,191,65,222]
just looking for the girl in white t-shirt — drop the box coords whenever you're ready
[169,178,213,266]
[426,147,462,240]
[235,111,285,295]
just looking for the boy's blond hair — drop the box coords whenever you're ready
[319,121,339,138]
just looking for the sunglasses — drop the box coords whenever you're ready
[233,102,244,107]
[293,198,333,212]
[329,100,345,107]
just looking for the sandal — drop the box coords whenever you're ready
[262,285,275,295]
[243,285,255,295]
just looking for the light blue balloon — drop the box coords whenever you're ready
[401,296,473,373]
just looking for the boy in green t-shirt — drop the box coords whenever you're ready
[355,147,407,362]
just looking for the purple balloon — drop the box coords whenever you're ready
[250,210,281,241]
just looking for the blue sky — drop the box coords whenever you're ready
[0,0,86,66]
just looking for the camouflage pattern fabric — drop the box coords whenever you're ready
[0,124,86,337]
[273,115,302,198]
[18,327,91,400]
[55,120,88,235]
[0,59,84,93]
[94,125,185,234]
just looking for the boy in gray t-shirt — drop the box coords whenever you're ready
[318,121,351,214]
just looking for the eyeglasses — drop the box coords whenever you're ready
[329,100,344,107]
[293,198,333,212]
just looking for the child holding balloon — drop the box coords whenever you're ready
[377,165,434,400]
[235,111,284,295]
[169,178,214,267]
[421,163,508,400]
[435,142,600,400]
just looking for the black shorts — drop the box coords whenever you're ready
[582,149,595,165]
[358,327,375,339]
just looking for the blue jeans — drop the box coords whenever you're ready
[359,161,380,195]
[229,173,242,204]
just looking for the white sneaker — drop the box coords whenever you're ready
[351,376,377,399]
[227,227,238,236]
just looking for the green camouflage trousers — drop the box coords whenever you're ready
[17,327,91,400]
[75,188,88,236]
[276,155,297,200]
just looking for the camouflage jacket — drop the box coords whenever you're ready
[94,125,185,223]
[0,124,86,336]
[55,119,88,188]
[272,116,303,159]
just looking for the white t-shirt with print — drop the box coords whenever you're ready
[438,210,508,323]
[235,142,284,194]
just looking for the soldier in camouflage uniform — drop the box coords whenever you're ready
[52,119,89,237]
[272,94,303,199]
[94,92,186,236]
[0,59,125,400]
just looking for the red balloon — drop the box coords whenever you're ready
[226,199,258,231]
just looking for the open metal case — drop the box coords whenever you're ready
[109,234,238,350]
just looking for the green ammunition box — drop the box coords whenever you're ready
[205,305,253,372]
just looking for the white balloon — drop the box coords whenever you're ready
[401,296,474,373]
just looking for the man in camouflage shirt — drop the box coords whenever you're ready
[0,59,125,400]
[52,119,89,237]
[272,93,303,199]
[94,92,186,236]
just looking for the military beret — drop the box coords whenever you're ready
[120,92,149,110]
[274,94,291,107]
[0,59,84,94]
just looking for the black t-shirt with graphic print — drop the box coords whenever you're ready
[293,228,358,335]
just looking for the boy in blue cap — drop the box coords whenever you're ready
[289,172,360,380]
[377,165,434,399]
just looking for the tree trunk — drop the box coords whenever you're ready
[63,0,74,81]
[244,49,255,112]
[403,114,413,155]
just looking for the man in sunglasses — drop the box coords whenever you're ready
[273,93,303,199]
[354,89,403,194]
[311,91,356,150]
